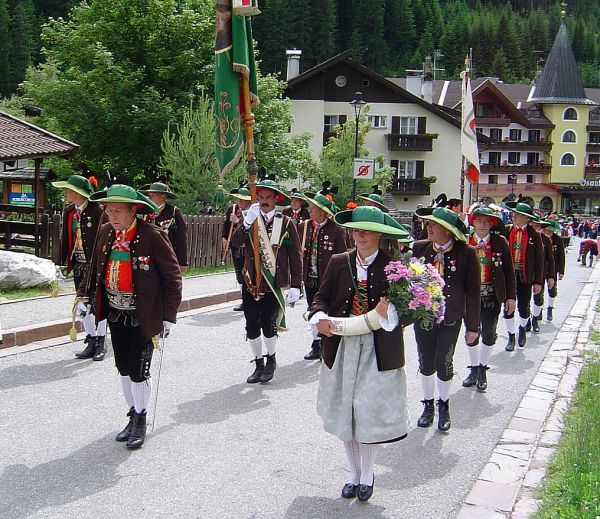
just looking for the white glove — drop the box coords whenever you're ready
[75,302,90,320]
[243,203,261,228]
[286,288,301,305]
[160,320,174,338]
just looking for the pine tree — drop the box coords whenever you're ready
[383,0,415,75]
[309,0,337,68]
[8,0,38,94]
[288,0,313,68]
[490,48,509,81]
[352,0,388,70]
[253,0,292,74]
[0,0,10,97]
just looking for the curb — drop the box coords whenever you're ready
[456,266,600,519]
[0,290,241,350]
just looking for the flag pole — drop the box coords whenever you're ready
[240,73,261,297]
[460,156,466,209]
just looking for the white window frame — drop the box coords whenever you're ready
[323,114,341,133]
[397,160,417,179]
[367,114,388,129]
[560,152,576,166]
[561,129,577,144]
[400,116,417,135]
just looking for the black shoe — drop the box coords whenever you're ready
[525,318,531,332]
[233,303,244,311]
[437,399,451,431]
[531,316,540,333]
[462,366,479,387]
[260,353,276,383]
[357,476,374,502]
[126,410,147,449]
[115,407,135,442]
[303,340,321,361]
[341,483,358,499]
[518,326,527,347]
[246,357,264,384]
[75,335,96,359]
[476,365,489,392]
[546,307,553,321]
[417,399,435,427]
[92,335,106,361]
[505,333,516,352]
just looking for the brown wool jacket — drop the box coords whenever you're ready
[231,212,303,289]
[504,224,545,285]
[60,202,107,269]
[550,233,565,276]
[297,218,348,283]
[309,249,406,372]
[282,206,310,225]
[78,219,183,340]
[472,232,517,305]
[540,232,556,281]
[152,203,188,267]
[412,239,481,332]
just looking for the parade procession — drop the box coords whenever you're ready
[1,1,600,518]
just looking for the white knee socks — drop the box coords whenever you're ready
[81,313,96,336]
[343,440,361,485]
[358,443,377,486]
[248,337,263,359]
[467,345,479,367]
[548,297,555,308]
[437,377,452,402]
[131,379,152,413]
[420,373,436,400]
[96,319,107,337]
[479,344,493,367]
[120,375,134,409]
[505,317,515,334]
[263,335,277,355]
[533,304,542,318]
[520,316,529,329]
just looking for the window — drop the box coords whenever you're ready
[562,130,576,143]
[509,129,522,141]
[397,160,416,179]
[488,175,498,184]
[527,106,541,118]
[527,152,539,166]
[589,154,600,166]
[475,104,494,117]
[488,152,501,165]
[561,153,576,166]
[508,152,521,164]
[528,130,541,142]
[324,115,341,132]
[489,128,502,141]
[589,132,600,144]
[400,117,417,135]
[367,115,387,129]
[563,107,578,121]
[526,175,535,183]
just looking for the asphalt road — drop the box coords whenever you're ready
[0,238,591,519]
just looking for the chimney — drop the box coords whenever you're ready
[421,56,433,104]
[286,49,302,81]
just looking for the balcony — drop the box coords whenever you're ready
[390,178,431,196]
[386,133,437,152]
[487,140,552,151]
[586,142,600,152]
[481,163,552,174]
[474,117,511,127]
[585,165,600,176]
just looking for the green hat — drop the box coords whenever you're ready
[398,223,414,244]
[468,206,504,228]
[542,218,561,235]
[89,184,158,214]
[334,206,410,240]
[140,182,177,199]
[505,201,540,222]
[304,192,338,217]
[256,179,290,205]
[358,193,388,212]
[289,188,308,205]
[228,187,251,201]
[414,206,468,242]
[52,175,95,199]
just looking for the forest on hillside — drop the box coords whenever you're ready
[0,0,599,99]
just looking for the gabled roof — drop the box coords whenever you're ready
[531,21,595,105]
[286,52,461,130]
[0,110,79,161]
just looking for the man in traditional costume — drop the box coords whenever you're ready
[222,183,252,312]
[503,202,544,351]
[412,207,480,431]
[140,182,189,272]
[230,177,302,384]
[282,188,310,225]
[529,220,556,333]
[463,207,516,392]
[541,219,565,321]
[78,185,182,449]
[52,174,109,361]
[297,190,346,360]
[309,206,411,502]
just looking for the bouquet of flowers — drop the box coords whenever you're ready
[384,252,446,330]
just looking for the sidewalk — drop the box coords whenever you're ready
[0,271,241,349]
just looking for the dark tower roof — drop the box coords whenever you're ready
[531,21,595,105]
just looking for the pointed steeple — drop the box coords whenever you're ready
[531,20,595,105]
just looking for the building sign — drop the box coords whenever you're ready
[9,182,35,207]
[353,158,375,180]
[580,179,600,188]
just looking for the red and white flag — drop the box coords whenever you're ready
[461,57,480,185]
[233,0,260,16]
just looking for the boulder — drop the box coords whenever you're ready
[0,250,57,290]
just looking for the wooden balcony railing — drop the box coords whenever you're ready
[390,178,431,196]
[487,140,552,151]
[386,133,437,152]
[481,164,551,174]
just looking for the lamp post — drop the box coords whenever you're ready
[350,91,367,201]
[510,173,517,195]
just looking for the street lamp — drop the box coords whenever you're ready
[510,173,517,195]
[350,91,367,201]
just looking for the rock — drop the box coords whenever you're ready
[0,251,57,290]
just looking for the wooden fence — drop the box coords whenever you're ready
[184,215,231,269]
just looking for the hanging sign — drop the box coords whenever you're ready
[353,158,375,180]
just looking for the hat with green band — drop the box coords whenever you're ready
[89,184,159,214]
[304,192,338,217]
[51,175,95,199]
[414,206,468,242]
[140,182,177,199]
[358,186,388,212]
[289,188,308,205]
[505,201,540,222]
[542,218,561,235]
[468,206,504,228]
[228,186,251,201]
[335,206,410,240]
[256,179,290,205]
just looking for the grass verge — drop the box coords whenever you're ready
[534,344,600,518]
[182,264,234,277]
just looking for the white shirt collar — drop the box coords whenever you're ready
[261,208,276,221]
[434,239,453,251]
[474,233,490,244]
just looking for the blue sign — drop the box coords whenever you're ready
[9,192,35,207]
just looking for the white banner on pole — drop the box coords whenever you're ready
[353,158,375,180]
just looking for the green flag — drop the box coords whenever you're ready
[215,1,259,177]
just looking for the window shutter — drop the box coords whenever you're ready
[339,114,347,125]
[390,160,399,175]
[416,161,425,179]
[417,117,426,134]
[391,116,400,134]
